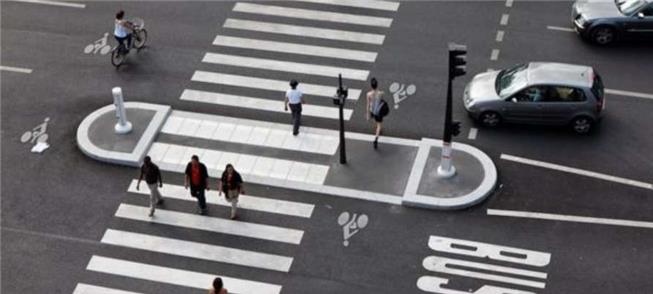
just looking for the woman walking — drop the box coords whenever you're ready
[366,77,387,149]
[209,277,228,294]
[218,164,245,220]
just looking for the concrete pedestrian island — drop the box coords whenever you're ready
[77,102,497,210]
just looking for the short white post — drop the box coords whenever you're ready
[112,87,132,134]
[437,141,456,178]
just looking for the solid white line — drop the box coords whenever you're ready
[202,52,369,81]
[490,49,500,61]
[8,0,85,8]
[213,35,377,62]
[86,256,282,294]
[546,25,575,32]
[115,204,305,244]
[0,65,33,74]
[606,88,653,100]
[500,14,510,26]
[506,0,514,7]
[101,229,294,272]
[467,127,478,140]
[180,89,354,120]
[224,19,385,45]
[501,154,653,190]
[488,209,653,229]
[496,30,505,42]
[191,71,362,100]
[298,0,399,11]
[127,180,315,218]
[73,284,142,294]
[233,2,392,27]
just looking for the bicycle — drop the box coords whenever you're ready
[111,18,148,67]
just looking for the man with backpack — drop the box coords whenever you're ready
[366,77,390,149]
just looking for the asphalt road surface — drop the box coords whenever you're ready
[2,1,652,293]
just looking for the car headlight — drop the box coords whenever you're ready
[575,14,589,27]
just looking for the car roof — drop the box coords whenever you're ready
[527,62,594,88]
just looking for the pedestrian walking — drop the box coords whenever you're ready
[136,156,164,217]
[184,155,209,215]
[209,277,228,294]
[366,77,390,149]
[218,164,245,220]
[284,79,305,136]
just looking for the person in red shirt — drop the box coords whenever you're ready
[184,155,209,215]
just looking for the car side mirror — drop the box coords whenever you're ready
[637,12,645,19]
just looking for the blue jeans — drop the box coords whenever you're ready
[115,34,132,50]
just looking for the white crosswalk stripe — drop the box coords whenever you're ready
[180,89,354,120]
[298,0,400,11]
[213,35,378,62]
[192,71,362,99]
[101,229,294,272]
[202,52,370,81]
[127,180,315,218]
[115,204,305,244]
[73,284,143,294]
[233,2,393,27]
[224,18,385,44]
[87,256,283,294]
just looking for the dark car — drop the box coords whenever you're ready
[572,0,653,44]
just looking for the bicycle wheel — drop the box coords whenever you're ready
[133,29,147,50]
[111,47,125,67]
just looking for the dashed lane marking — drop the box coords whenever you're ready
[501,154,653,190]
[495,30,505,42]
[606,88,653,100]
[500,14,510,26]
[467,128,478,140]
[506,0,514,7]
[546,25,575,32]
[8,0,85,8]
[490,49,500,60]
[0,65,33,74]
[488,209,653,229]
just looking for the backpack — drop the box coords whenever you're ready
[378,99,390,117]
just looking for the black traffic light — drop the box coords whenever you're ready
[448,43,467,79]
[451,121,461,137]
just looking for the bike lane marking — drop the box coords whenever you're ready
[0,65,33,74]
[8,0,85,8]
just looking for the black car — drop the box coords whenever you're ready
[572,0,653,44]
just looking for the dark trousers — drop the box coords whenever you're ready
[190,186,207,210]
[289,103,302,135]
[115,34,132,50]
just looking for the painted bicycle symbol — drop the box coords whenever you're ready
[389,82,416,109]
[337,211,369,247]
[21,117,51,153]
[84,33,111,55]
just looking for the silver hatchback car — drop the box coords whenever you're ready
[463,62,605,134]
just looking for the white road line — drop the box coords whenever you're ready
[180,89,354,120]
[606,88,653,100]
[87,256,282,294]
[128,180,315,218]
[191,71,362,100]
[506,0,514,7]
[8,0,84,8]
[213,35,377,62]
[298,0,399,11]
[202,52,369,81]
[490,49,500,61]
[495,30,505,42]
[233,2,392,27]
[500,14,510,26]
[488,209,653,229]
[115,204,305,244]
[224,19,385,45]
[546,25,575,32]
[73,284,142,294]
[162,110,340,155]
[0,65,33,74]
[467,127,478,140]
[501,154,653,190]
[101,229,294,272]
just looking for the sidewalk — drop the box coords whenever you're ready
[77,102,497,210]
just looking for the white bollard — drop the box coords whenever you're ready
[437,141,456,178]
[112,87,133,134]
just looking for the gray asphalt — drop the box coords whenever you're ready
[2,1,652,294]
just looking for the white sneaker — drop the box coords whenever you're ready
[148,209,154,217]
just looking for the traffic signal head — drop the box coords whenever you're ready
[448,43,467,79]
[451,121,462,136]
[337,86,348,99]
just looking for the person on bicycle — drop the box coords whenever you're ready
[114,10,134,50]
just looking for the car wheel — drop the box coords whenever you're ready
[480,111,501,127]
[591,26,615,45]
[571,116,593,134]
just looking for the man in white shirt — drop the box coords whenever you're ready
[284,79,305,136]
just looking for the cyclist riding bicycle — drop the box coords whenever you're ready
[114,10,134,51]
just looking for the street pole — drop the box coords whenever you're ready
[112,87,133,134]
[437,43,466,178]
[335,74,348,164]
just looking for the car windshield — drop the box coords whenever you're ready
[616,0,647,15]
[495,64,528,97]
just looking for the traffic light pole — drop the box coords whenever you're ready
[438,43,466,178]
[336,74,347,164]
